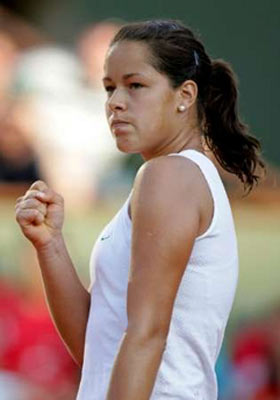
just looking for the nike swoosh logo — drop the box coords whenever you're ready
[101,235,111,241]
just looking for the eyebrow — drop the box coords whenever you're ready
[103,73,144,81]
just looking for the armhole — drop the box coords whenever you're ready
[125,190,133,225]
[189,159,217,241]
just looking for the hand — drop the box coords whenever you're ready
[15,180,64,250]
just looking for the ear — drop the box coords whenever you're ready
[176,80,198,110]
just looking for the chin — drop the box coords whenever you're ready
[115,138,140,154]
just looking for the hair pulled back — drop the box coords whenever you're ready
[111,19,265,192]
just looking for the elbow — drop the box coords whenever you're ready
[125,324,168,352]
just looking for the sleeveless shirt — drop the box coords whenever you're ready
[76,149,239,400]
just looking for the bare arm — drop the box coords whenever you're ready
[15,181,90,367]
[106,156,210,399]
[36,235,90,367]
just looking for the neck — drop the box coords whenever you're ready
[141,126,204,161]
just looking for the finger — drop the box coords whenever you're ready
[19,198,47,216]
[33,210,45,225]
[15,196,24,206]
[21,208,45,225]
[16,208,44,226]
[24,189,44,201]
[23,189,62,205]
[29,180,49,192]
[22,187,63,207]
[34,188,64,206]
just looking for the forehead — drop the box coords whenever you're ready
[104,40,156,77]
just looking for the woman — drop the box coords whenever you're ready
[15,20,264,400]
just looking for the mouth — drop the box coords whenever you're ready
[110,119,130,129]
[110,119,131,135]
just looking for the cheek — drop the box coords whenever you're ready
[137,106,159,133]
[138,110,166,143]
[105,102,112,124]
[105,101,109,116]
[145,98,174,131]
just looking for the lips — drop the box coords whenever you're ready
[110,119,130,129]
[110,119,131,136]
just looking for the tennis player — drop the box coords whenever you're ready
[16,20,264,400]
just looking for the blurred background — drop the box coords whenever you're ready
[0,1,279,399]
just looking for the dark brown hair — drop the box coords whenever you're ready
[111,19,265,192]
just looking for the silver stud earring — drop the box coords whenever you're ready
[178,105,186,112]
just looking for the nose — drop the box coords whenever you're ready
[107,88,127,112]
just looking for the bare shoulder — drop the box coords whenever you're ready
[132,154,208,207]
[131,154,213,237]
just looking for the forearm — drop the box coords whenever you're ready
[36,235,90,367]
[106,333,166,399]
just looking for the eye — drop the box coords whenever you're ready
[104,85,115,95]
[129,82,144,89]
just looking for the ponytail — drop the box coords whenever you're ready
[202,60,265,192]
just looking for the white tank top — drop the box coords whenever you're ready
[76,150,239,400]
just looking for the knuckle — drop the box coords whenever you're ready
[30,198,40,207]
[25,190,39,200]
[29,200,35,207]
[15,210,20,222]
[15,209,24,223]
[23,190,32,199]
[19,200,27,209]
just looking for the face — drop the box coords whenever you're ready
[103,40,182,159]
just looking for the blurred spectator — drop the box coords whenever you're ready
[0,370,53,400]
[251,306,280,400]
[0,8,47,199]
[229,307,280,400]
[0,99,41,185]
[0,278,79,399]
[12,45,96,208]
[0,31,18,102]
[0,12,79,398]
[231,316,270,399]
[0,6,48,50]
[11,20,128,210]
[77,20,121,89]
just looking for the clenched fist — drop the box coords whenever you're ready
[15,180,64,249]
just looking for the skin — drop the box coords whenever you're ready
[15,181,90,367]
[104,40,213,399]
[103,41,202,160]
[15,40,213,398]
